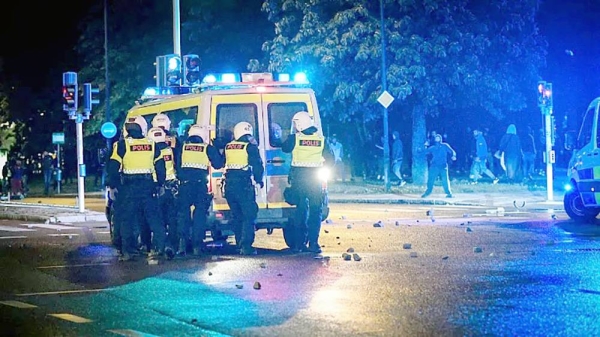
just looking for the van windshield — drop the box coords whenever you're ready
[268,102,308,147]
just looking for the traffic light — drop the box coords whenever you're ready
[155,54,182,87]
[537,81,553,108]
[83,83,100,113]
[183,54,201,86]
[537,81,546,108]
[62,72,78,112]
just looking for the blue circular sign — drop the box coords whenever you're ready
[101,122,118,139]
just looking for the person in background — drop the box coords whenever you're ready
[469,128,499,184]
[10,160,25,198]
[328,134,345,182]
[521,126,537,182]
[498,124,522,183]
[2,160,10,194]
[42,151,54,196]
[391,131,406,186]
[421,134,457,198]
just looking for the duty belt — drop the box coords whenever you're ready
[121,174,153,184]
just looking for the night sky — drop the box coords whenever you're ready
[0,1,598,113]
[0,2,92,90]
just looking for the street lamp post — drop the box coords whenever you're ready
[380,0,391,191]
[173,0,181,56]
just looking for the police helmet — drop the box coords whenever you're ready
[292,111,314,132]
[147,127,166,143]
[233,122,253,140]
[152,113,171,130]
[188,124,208,138]
[125,116,148,136]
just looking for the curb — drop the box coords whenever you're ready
[329,198,484,207]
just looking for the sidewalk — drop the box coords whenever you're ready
[0,181,561,223]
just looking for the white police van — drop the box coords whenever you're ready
[124,72,330,247]
[564,97,600,221]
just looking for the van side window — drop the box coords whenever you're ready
[267,102,308,147]
[162,107,198,137]
[578,107,594,148]
[216,104,258,145]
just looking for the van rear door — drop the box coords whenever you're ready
[209,94,264,211]
[260,93,314,213]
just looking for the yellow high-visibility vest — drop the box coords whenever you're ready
[162,147,177,180]
[181,143,210,169]
[122,138,155,175]
[292,134,325,167]
[224,141,249,170]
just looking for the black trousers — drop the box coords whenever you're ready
[158,187,178,248]
[177,181,212,249]
[290,177,323,249]
[224,180,258,250]
[115,183,165,255]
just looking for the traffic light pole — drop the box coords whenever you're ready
[544,107,554,202]
[76,116,85,213]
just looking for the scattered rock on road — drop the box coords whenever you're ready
[403,243,412,250]
[253,282,261,290]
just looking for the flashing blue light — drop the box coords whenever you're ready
[278,73,290,82]
[564,183,573,192]
[167,56,180,71]
[143,87,159,96]
[294,72,308,83]
[203,74,217,83]
[222,73,237,83]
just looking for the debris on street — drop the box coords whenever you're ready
[342,253,352,261]
[403,243,412,249]
[253,282,261,290]
[473,247,483,253]
[352,253,362,261]
[410,252,418,258]
[235,284,244,289]
[346,247,355,253]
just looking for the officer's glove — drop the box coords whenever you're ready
[257,180,265,189]
[154,186,165,198]
[108,188,118,201]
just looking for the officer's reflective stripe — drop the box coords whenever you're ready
[292,134,324,167]
[181,163,208,169]
[123,169,153,174]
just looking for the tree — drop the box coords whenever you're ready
[260,0,546,184]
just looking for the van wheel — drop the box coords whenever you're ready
[564,188,600,222]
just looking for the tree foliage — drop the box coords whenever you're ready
[260,0,546,183]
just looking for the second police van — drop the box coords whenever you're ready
[124,72,330,247]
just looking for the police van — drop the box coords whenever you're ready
[124,72,330,246]
[564,97,600,221]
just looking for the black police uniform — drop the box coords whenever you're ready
[223,134,264,255]
[281,126,328,253]
[107,128,166,261]
[176,135,223,255]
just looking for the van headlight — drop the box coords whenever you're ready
[317,167,330,181]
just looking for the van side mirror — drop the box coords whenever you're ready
[564,131,576,151]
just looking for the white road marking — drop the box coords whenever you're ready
[0,236,28,239]
[16,288,107,297]
[21,224,81,230]
[47,233,80,237]
[38,262,112,269]
[98,231,111,234]
[48,313,93,323]
[0,225,36,232]
[0,300,37,309]
[108,329,161,337]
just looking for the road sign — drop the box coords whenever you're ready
[101,122,117,139]
[52,133,65,144]
[377,91,395,109]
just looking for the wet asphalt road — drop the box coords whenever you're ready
[0,203,600,336]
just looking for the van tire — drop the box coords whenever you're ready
[564,188,600,222]
[210,229,228,242]
[282,226,296,249]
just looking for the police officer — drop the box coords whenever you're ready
[147,127,178,259]
[281,111,327,253]
[176,124,224,256]
[107,116,167,261]
[223,122,264,255]
[152,114,179,155]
